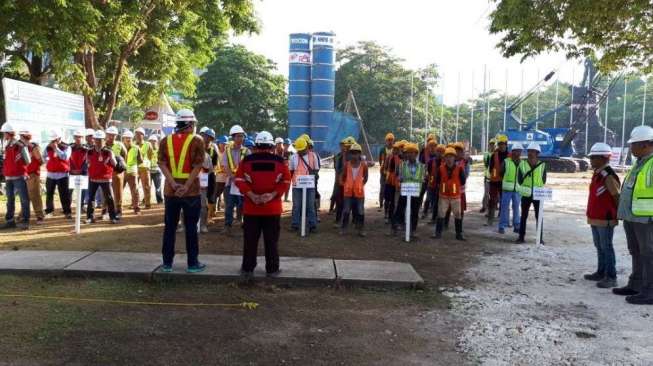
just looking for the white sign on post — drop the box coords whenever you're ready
[400,182,421,242]
[532,187,553,246]
[71,175,88,234]
[295,175,315,237]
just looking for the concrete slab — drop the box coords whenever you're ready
[153,254,242,279]
[0,250,91,274]
[334,259,424,287]
[64,252,161,278]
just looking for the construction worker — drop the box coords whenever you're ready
[69,130,89,204]
[44,129,72,219]
[516,142,547,244]
[199,128,216,233]
[340,143,368,236]
[86,130,118,224]
[379,133,395,211]
[289,136,320,233]
[418,135,436,215]
[134,127,153,209]
[212,135,228,211]
[614,125,653,304]
[391,143,424,239]
[274,137,284,157]
[105,126,127,218]
[158,109,206,273]
[332,136,352,226]
[498,142,523,234]
[424,144,445,224]
[1,123,31,230]
[202,129,218,224]
[583,143,621,289]
[487,134,509,225]
[383,140,404,224]
[223,124,249,235]
[329,138,348,214]
[148,134,164,204]
[234,131,290,278]
[433,147,466,240]
[283,138,292,202]
[84,128,95,147]
[421,140,440,219]
[20,129,44,224]
[481,139,496,213]
[122,130,142,214]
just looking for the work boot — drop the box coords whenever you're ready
[479,207,486,214]
[1,221,16,230]
[613,286,639,296]
[431,218,444,239]
[625,294,653,305]
[515,237,525,244]
[387,225,397,236]
[443,217,450,231]
[583,272,603,281]
[455,219,466,241]
[597,277,618,288]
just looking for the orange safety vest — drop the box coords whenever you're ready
[385,154,401,187]
[293,152,317,184]
[166,133,195,179]
[439,164,463,198]
[342,162,367,198]
[490,151,502,182]
[428,159,440,189]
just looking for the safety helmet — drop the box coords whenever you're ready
[105,126,119,135]
[427,133,436,142]
[122,130,134,139]
[229,124,245,136]
[255,131,275,147]
[526,142,541,152]
[274,137,284,144]
[436,144,446,152]
[175,109,197,122]
[204,128,215,140]
[0,122,16,133]
[489,138,497,144]
[93,130,106,139]
[244,138,255,148]
[294,137,308,152]
[588,142,612,157]
[427,139,437,147]
[349,143,362,152]
[199,126,209,134]
[134,127,146,135]
[627,125,653,144]
[148,134,159,142]
[85,128,95,136]
[385,132,395,141]
[403,143,419,153]
[18,127,32,136]
[495,134,508,143]
[453,142,464,150]
[284,138,291,145]
[217,135,228,144]
[444,147,457,157]
[510,142,524,151]
[48,129,61,141]
[73,130,85,137]
[346,136,356,145]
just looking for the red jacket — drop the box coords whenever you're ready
[587,166,620,222]
[45,144,70,173]
[3,141,28,177]
[235,152,291,216]
[88,148,115,181]
[70,144,88,174]
[26,143,42,175]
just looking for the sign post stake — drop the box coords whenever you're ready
[400,182,420,243]
[301,186,307,237]
[72,175,88,234]
[405,196,411,242]
[295,175,315,238]
[536,202,544,246]
[532,187,552,246]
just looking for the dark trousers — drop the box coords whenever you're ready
[5,178,30,223]
[162,195,201,267]
[393,196,419,232]
[87,181,116,220]
[242,215,280,273]
[206,172,217,204]
[379,174,386,208]
[384,184,396,219]
[518,197,543,241]
[151,171,163,204]
[623,221,653,295]
[45,177,71,215]
[342,197,364,229]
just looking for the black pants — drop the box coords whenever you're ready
[519,197,543,240]
[87,181,116,220]
[242,215,280,273]
[384,185,396,219]
[206,172,217,204]
[162,196,201,267]
[393,196,419,232]
[45,177,71,215]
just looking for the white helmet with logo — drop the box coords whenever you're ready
[105,126,119,135]
[229,124,245,136]
[93,130,106,139]
[85,128,95,136]
[274,137,284,144]
[175,109,197,122]
[73,130,85,137]
[588,142,612,157]
[48,129,61,141]
[526,142,541,153]
[627,125,653,144]
[510,142,524,151]
[134,127,146,135]
[122,130,134,139]
[254,131,274,147]
[1,123,16,133]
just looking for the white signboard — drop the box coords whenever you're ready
[533,187,553,201]
[400,182,421,197]
[312,35,335,47]
[295,175,315,189]
[289,51,311,64]
[199,172,209,188]
[610,147,625,166]
[2,78,84,145]
[71,175,89,190]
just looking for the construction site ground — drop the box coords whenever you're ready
[0,167,651,365]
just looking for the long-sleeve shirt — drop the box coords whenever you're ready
[618,151,653,223]
[4,139,31,180]
[235,152,291,216]
[46,144,71,179]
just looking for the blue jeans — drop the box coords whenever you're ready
[499,190,521,230]
[591,225,616,279]
[5,178,30,223]
[292,187,316,229]
[224,185,243,227]
[162,195,201,267]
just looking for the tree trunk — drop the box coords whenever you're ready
[77,49,101,129]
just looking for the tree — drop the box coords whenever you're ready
[488,0,653,72]
[194,45,287,136]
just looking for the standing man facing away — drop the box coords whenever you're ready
[105,126,127,218]
[44,130,72,219]
[20,129,44,224]
[1,123,31,230]
[614,126,653,305]
[481,138,496,214]
[584,143,621,288]
[487,135,508,226]
[498,143,523,235]
[235,131,290,278]
[379,133,394,211]
[516,143,547,244]
[223,124,249,235]
[158,109,206,273]
[148,134,164,205]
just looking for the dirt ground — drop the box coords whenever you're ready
[0,168,652,365]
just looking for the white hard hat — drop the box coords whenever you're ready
[93,130,106,139]
[588,142,612,157]
[510,142,524,151]
[175,109,197,122]
[122,130,134,139]
[199,126,209,134]
[627,125,653,144]
[274,137,284,144]
[255,131,274,146]
[148,134,159,141]
[134,127,146,135]
[73,130,85,137]
[526,142,541,153]
[48,129,61,141]
[229,124,245,135]
[0,122,15,133]
[105,126,119,135]
[85,128,95,136]
[18,127,32,136]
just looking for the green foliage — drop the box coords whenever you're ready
[194,44,287,136]
[489,0,653,72]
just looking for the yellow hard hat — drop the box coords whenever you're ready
[436,144,446,152]
[444,147,457,156]
[496,134,508,143]
[427,133,436,142]
[294,137,308,151]
[427,139,437,147]
[385,132,395,141]
[403,143,419,153]
[299,133,311,141]
[349,143,362,152]
[454,142,464,150]
[346,136,356,145]
[393,140,404,149]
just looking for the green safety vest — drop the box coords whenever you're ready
[400,161,425,184]
[126,145,139,174]
[627,156,653,216]
[138,141,151,169]
[150,147,159,170]
[483,152,491,179]
[502,158,520,192]
[226,144,248,174]
[518,160,545,197]
[110,141,125,159]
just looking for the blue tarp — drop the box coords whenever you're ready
[322,111,360,155]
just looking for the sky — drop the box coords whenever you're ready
[233,0,586,105]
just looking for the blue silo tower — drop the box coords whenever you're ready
[288,33,312,141]
[310,32,336,154]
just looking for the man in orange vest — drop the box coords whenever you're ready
[379,133,394,211]
[158,109,207,273]
[340,143,368,236]
[487,135,509,226]
[383,140,403,224]
[433,147,467,241]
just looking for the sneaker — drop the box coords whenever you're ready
[266,269,282,278]
[358,230,367,237]
[613,286,639,296]
[597,278,618,288]
[161,264,173,273]
[583,272,603,281]
[200,225,209,233]
[515,238,525,244]
[102,213,110,221]
[65,214,73,219]
[110,219,119,224]
[1,221,16,230]
[35,218,44,225]
[45,213,54,219]
[625,294,653,305]
[240,270,254,281]
[186,263,206,273]
[18,223,29,231]
[85,217,95,224]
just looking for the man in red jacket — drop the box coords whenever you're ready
[44,130,72,219]
[86,130,119,224]
[235,131,291,279]
[1,123,31,230]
